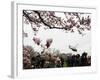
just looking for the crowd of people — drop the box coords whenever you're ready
[23,46,91,69]
[66,52,91,67]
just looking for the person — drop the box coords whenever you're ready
[87,56,91,66]
[35,54,41,68]
[67,55,72,67]
[81,52,88,66]
[55,57,61,67]
[31,56,36,68]
[71,55,76,67]
[60,57,64,67]
[75,54,81,66]
[40,58,45,68]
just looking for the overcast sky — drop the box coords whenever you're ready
[23,12,91,55]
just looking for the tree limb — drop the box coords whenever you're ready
[33,11,52,28]
[23,10,33,22]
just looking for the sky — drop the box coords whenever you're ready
[23,12,91,56]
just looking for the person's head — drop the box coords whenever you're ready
[72,54,76,59]
[76,54,80,58]
[82,52,87,57]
